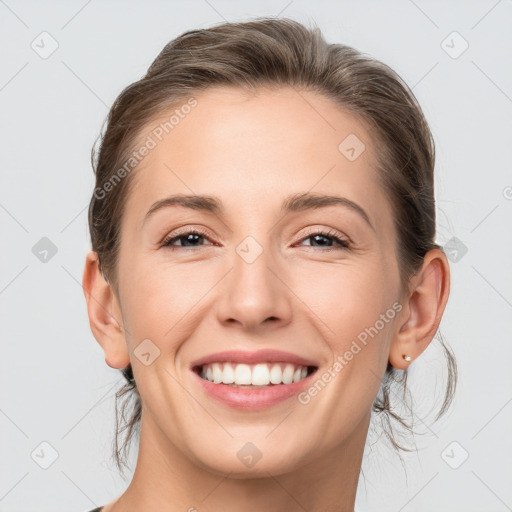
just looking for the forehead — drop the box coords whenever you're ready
[123,86,389,229]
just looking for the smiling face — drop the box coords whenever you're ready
[110,85,405,476]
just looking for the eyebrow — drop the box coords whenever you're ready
[143,192,374,231]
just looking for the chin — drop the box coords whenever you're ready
[191,442,307,478]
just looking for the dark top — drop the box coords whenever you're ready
[86,508,103,512]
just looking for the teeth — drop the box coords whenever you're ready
[235,363,252,385]
[199,362,311,386]
[282,364,294,384]
[269,364,282,384]
[212,363,224,384]
[221,362,234,384]
[252,364,269,385]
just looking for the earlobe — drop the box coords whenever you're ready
[82,250,130,369]
[389,248,450,369]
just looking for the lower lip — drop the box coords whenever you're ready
[191,369,316,410]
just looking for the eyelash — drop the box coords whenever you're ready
[161,228,350,251]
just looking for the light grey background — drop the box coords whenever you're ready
[1,1,511,511]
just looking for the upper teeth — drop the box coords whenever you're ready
[200,362,309,385]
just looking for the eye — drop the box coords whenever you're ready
[161,228,214,249]
[297,229,350,251]
[161,228,350,251]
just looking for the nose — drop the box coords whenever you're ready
[215,243,293,332]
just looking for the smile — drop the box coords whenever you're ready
[194,362,318,387]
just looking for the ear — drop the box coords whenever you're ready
[389,248,450,369]
[82,250,130,369]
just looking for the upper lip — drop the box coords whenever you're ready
[191,349,319,369]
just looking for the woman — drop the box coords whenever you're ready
[82,17,456,512]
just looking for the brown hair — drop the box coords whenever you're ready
[87,17,457,476]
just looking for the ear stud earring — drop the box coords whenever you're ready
[402,354,412,362]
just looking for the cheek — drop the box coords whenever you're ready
[293,261,394,341]
[120,258,218,348]
[118,261,207,409]
[289,262,398,441]
[290,258,399,393]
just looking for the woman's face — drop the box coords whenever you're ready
[114,86,404,476]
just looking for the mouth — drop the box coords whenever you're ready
[189,349,320,408]
[192,362,318,388]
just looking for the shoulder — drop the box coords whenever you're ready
[85,507,103,512]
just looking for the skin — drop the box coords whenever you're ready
[82,86,450,512]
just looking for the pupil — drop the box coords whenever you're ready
[313,235,330,246]
[184,234,200,246]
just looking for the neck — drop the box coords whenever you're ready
[108,409,370,512]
